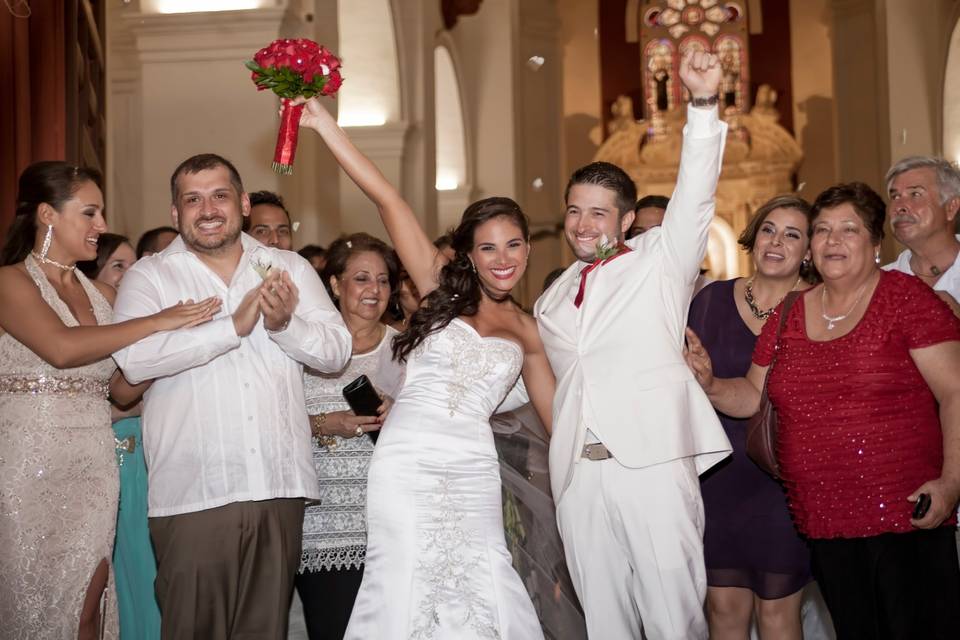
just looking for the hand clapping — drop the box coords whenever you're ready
[260,270,299,332]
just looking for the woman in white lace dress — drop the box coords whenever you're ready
[296,233,404,640]
[0,161,219,639]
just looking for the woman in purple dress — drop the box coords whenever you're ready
[686,195,815,640]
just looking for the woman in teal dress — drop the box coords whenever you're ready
[80,234,161,639]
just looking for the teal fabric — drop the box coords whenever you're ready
[112,417,161,639]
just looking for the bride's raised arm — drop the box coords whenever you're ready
[294,97,445,297]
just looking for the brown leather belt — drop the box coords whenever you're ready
[581,443,613,461]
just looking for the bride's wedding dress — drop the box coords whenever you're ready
[345,318,544,640]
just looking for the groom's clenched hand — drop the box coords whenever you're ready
[679,49,721,100]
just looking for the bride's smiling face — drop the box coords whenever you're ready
[468,216,530,296]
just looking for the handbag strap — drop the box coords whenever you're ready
[760,290,802,390]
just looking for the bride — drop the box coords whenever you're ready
[294,98,556,639]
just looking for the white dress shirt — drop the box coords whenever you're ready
[883,234,960,301]
[113,233,351,517]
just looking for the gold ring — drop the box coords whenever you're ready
[355,426,363,437]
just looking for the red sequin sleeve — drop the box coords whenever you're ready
[751,299,788,367]
[893,272,960,348]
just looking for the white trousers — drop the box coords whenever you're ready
[556,456,707,640]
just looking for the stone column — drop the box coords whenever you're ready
[126,8,286,234]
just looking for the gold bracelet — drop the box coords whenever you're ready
[309,412,327,437]
[319,435,338,449]
[311,412,339,449]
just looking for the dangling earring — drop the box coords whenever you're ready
[801,258,810,268]
[40,225,53,260]
[874,251,881,265]
[471,261,477,274]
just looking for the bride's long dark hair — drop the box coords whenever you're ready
[391,197,530,363]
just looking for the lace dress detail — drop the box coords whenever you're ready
[0,256,119,638]
[410,474,502,640]
[300,326,399,572]
[423,320,522,417]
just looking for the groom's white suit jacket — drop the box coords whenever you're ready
[534,107,733,502]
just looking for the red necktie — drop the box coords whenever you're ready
[573,246,632,308]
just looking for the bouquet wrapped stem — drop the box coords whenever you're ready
[272,102,305,175]
[246,39,343,176]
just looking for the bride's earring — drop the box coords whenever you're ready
[40,225,53,260]
[471,261,477,274]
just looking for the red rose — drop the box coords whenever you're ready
[321,71,343,95]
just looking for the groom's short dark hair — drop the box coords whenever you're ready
[564,161,638,218]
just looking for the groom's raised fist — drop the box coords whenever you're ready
[678,49,721,100]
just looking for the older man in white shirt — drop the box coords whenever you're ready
[883,156,960,310]
[113,154,351,639]
[534,51,731,639]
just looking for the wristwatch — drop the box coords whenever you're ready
[690,94,719,108]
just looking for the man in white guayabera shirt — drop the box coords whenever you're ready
[534,51,731,640]
[113,153,351,640]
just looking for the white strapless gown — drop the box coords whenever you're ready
[344,318,544,640]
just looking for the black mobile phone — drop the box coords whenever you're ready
[342,375,382,443]
[912,493,932,519]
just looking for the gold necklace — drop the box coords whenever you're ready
[744,276,800,320]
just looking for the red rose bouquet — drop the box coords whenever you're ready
[246,39,343,175]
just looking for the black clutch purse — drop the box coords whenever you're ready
[342,374,382,443]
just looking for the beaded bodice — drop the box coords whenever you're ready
[401,318,523,419]
[0,256,115,383]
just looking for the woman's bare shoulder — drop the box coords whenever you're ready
[514,308,544,350]
[91,280,117,305]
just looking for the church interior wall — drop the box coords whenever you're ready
[87,0,959,274]
[789,0,839,198]
[945,13,960,166]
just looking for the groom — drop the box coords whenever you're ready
[534,50,732,639]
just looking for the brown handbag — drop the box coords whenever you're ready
[745,291,802,478]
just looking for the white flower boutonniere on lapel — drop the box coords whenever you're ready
[249,245,276,280]
[594,234,620,261]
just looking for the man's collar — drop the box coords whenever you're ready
[888,234,960,274]
[161,233,188,255]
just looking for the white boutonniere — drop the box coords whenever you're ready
[249,246,275,280]
[595,234,620,261]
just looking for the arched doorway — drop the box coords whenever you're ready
[434,42,471,231]
[944,16,960,164]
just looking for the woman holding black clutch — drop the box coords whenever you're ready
[295,232,403,640]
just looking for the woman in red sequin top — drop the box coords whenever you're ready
[685,183,960,639]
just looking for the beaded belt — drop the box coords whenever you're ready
[0,375,110,398]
